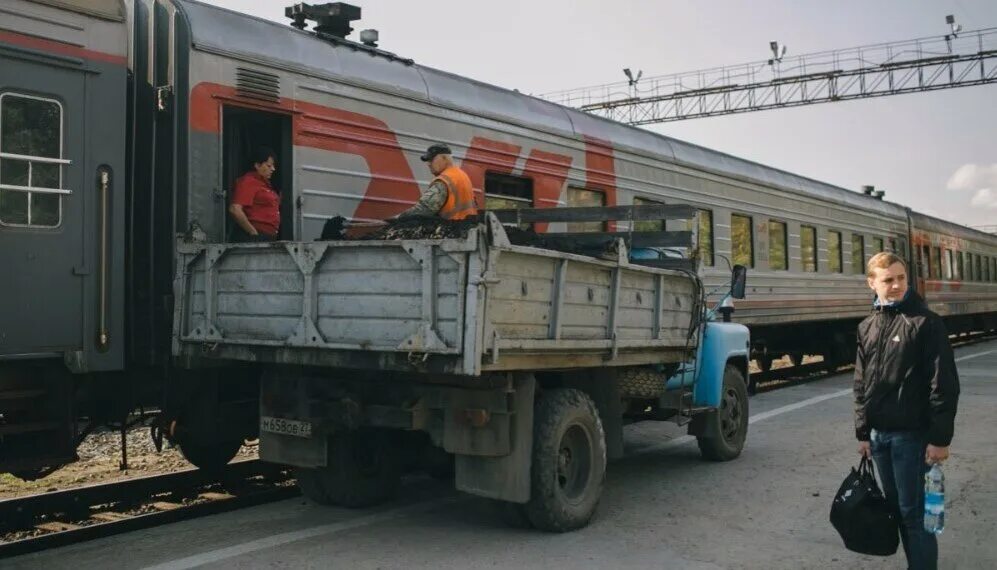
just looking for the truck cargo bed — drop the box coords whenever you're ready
[173,215,698,375]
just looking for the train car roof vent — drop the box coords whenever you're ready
[236,68,280,103]
[286,2,361,39]
[862,185,875,196]
[284,2,414,65]
[873,190,885,200]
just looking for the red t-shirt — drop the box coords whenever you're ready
[232,172,280,236]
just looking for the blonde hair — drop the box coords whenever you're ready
[866,251,906,278]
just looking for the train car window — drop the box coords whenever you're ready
[698,209,714,267]
[873,237,885,254]
[965,252,974,281]
[892,238,907,259]
[567,187,606,232]
[983,256,991,282]
[915,247,925,279]
[801,225,818,272]
[730,213,754,268]
[975,254,983,282]
[633,196,663,231]
[931,247,942,280]
[851,234,865,275]
[921,246,931,278]
[943,249,954,280]
[955,251,964,280]
[992,257,996,283]
[0,93,64,228]
[485,172,533,210]
[828,230,843,273]
[768,220,788,270]
[485,172,534,230]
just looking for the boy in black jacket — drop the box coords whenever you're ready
[854,252,960,570]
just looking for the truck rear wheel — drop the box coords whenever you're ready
[294,429,401,508]
[525,389,606,532]
[696,365,749,461]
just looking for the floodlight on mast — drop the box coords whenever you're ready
[623,68,643,87]
[767,41,787,65]
[946,14,963,38]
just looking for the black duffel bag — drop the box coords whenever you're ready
[829,456,900,556]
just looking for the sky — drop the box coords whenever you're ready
[202,0,997,230]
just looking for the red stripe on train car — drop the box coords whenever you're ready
[523,149,573,233]
[191,82,420,221]
[583,136,618,231]
[0,30,127,66]
[191,82,580,224]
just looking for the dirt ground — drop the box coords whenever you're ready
[0,427,257,500]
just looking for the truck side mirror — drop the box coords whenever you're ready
[731,265,747,299]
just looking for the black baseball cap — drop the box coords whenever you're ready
[420,143,452,162]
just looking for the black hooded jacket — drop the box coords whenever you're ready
[853,290,960,446]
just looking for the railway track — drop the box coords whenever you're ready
[0,459,297,559]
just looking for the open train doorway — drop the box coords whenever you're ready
[222,107,293,240]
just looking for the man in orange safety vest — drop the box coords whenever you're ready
[396,143,477,220]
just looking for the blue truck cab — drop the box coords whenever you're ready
[631,246,751,461]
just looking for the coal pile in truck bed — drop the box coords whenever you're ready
[317,216,615,258]
[318,216,476,241]
[504,226,615,257]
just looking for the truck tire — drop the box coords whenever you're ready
[178,439,242,472]
[616,367,665,399]
[525,389,606,532]
[294,429,401,508]
[696,365,749,462]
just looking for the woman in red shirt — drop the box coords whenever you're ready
[229,147,280,241]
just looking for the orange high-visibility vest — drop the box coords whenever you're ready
[435,166,477,220]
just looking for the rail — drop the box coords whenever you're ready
[0,460,295,558]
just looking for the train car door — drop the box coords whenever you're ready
[222,107,293,240]
[0,58,86,356]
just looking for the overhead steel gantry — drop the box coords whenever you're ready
[541,27,997,125]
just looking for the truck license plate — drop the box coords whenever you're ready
[260,416,312,438]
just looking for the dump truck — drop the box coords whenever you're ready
[172,205,750,531]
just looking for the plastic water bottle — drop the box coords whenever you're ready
[924,464,945,535]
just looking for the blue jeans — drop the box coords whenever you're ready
[870,429,937,570]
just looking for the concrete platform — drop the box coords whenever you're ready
[7,341,996,570]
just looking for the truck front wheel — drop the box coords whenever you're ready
[294,429,401,508]
[696,365,749,461]
[525,389,606,532]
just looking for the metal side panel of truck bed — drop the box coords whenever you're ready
[172,216,698,375]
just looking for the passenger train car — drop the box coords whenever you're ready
[1,0,995,477]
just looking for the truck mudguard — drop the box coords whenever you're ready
[691,322,750,407]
